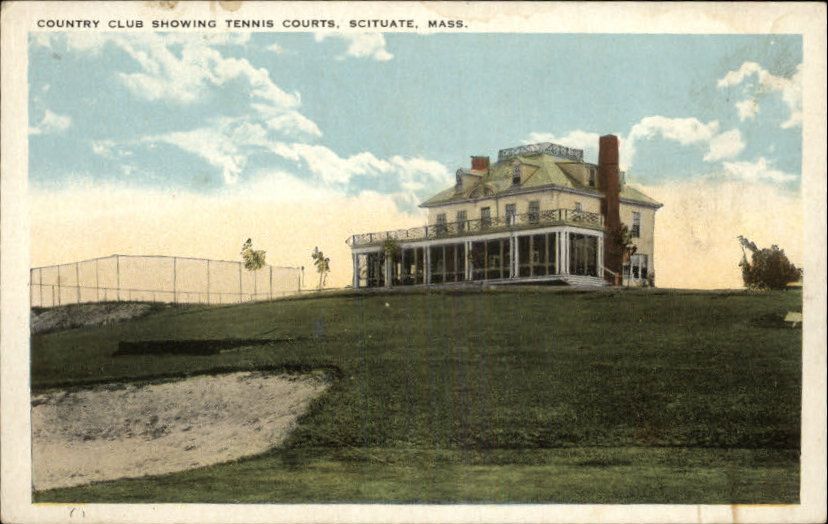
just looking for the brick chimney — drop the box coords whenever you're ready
[598,135,622,284]
[471,156,490,171]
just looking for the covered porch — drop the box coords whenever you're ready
[351,226,605,289]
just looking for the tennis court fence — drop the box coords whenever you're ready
[30,254,303,308]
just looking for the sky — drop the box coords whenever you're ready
[28,31,803,289]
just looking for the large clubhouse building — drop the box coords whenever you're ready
[347,135,662,288]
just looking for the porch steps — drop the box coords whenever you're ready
[561,275,609,287]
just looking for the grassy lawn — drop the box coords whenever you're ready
[31,287,802,503]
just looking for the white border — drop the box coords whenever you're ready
[2,2,826,523]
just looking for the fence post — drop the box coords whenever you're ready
[57,265,61,306]
[75,262,81,304]
[95,259,100,302]
[39,268,44,307]
[238,261,243,303]
[269,266,273,300]
[206,259,211,305]
[116,255,121,302]
[172,257,177,304]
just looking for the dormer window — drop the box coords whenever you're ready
[455,169,463,191]
[512,163,521,185]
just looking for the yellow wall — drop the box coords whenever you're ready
[424,188,658,274]
[426,189,602,225]
[620,202,656,273]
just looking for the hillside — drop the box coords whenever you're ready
[31,287,802,503]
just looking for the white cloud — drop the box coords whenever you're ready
[717,61,802,129]
[626,116,745,166]
[271,143,392,185]
[29,109,72,135]
[735,98,759,121]
[314,33,393,61]
[269,142,449,194]
[628,115,718,146]
[146,124,255,185]
[720,157,797,184]
[524,130,602,163]
[526,117,744,171]
[41,32,305,116]
[91,140,115,157]
[704,129,745,162]
[250,103,322,138]
[388,156,450,192]
[266,43,285,55]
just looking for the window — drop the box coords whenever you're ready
[569,234,598,277]
[631,212,641,238]
[588,168,596,187]
[480,207,491,228]
[629,254,648,281]
[512,163,521,185]
[435,213,447,235]
[505,204,517,225]
[456,210,467,231]
[528,200,540,223]
[574,202,582,212]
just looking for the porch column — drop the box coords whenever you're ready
[512,235,519,278]
[555,232,560,275]
[597,235,604,278]
[561,232,569,275]
[465,240,472,281]
[384,253,392,288]
[352,253,359,289]
[424,246,432,285]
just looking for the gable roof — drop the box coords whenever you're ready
[420,153,662,209]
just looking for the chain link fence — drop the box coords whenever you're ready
[30,255,302,308]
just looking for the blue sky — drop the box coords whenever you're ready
[29,32,802,206]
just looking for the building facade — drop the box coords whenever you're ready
[347,135,662,288]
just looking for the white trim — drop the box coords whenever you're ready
[352,253,359,289]
[354,224,602,252]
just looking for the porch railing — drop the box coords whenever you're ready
[348,208,603,247]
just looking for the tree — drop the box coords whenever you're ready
[381,238,400,260]
[311,247,331,290]
[605,223,637,284]
[240,238,267,271]
[618,223,638,264]
[737,235,801,290]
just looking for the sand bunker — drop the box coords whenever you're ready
[31,303,159,335]
[32,371,329,491]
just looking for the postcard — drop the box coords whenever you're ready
[1,1,826,523]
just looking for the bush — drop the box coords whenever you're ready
[738,236,801,290]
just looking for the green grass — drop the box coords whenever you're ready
[31,287,802,503]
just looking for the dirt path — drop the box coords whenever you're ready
[32,371,329,491]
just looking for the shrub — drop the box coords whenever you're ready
[738,236,801,290]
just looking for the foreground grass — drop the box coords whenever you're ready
[37,447,798,504]
[31,287,802,503]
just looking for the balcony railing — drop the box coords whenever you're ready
[347,208,603,247]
